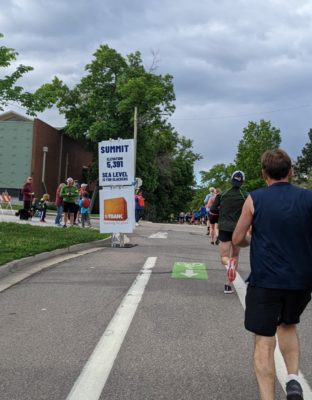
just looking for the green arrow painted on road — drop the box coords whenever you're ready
[172,262,208,280]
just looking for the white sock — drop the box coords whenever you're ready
[286,374,300,384]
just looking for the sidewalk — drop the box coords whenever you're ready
[0,208,100,229]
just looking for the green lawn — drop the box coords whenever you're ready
[0,222,109,266]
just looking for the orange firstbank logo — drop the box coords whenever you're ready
[104,197,128,221]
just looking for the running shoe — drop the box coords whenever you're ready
[227,258,237,282]
[286,379,303,400]
[224,285,234,294]
[215,238,220,245]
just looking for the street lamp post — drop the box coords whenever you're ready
[42,146,48,193]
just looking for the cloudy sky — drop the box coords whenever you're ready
[1,0,312,179]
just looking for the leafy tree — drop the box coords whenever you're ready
[195,120,281,209]
[200,163,236,190]
[189,163,235,211]
[294,129,312,180]
[38,44,200,220]
[166,136,201,218]
[306,173,312,189]
[235,120,281,191]
[0,33,34,111]
[0,33,56,115]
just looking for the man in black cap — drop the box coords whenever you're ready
[210,170,247,293]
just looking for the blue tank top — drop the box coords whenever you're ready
[248,182,312,289]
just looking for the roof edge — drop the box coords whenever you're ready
[0,110,34,122]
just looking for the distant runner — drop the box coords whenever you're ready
[210,171,247,294]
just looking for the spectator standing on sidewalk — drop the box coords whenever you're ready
[233,149,312,400]
[79,193,91,228]
[135,190,145,226]
[55,183,65,226]
[21,176,34,210]
[39,193,49,223]
[179,211,185,224]
[210,171,247,294]
[73,180,81,225]
[77,183,88,224]
[60,178,79,228]
[79,183,88,198]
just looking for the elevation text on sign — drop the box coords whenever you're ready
[98,139,134,186]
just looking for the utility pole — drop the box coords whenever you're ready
[133,106,138,176]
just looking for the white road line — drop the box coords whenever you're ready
[234,272,312,399]
[149,232,168,239]
[66,256,158,400]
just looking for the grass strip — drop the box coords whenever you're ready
[0,222,109,266]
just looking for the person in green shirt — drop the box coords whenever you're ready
[60,177,79,228]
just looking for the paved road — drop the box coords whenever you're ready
[0,219,311,399]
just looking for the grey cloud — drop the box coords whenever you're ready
[2,0,312,179]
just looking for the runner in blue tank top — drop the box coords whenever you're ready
[233,149,312,400]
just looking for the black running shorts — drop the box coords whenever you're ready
[63,202,76,213]
[218,230,233,242]
[245,285,311,337]
[208,213,218,225]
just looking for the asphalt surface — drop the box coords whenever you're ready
[0,214,311,400]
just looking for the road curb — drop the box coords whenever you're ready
[0,238,110,280]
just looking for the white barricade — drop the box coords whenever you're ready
[0,192,14,214]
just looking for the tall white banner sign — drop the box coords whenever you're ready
[99,186,135,233]
[98,139,134,187]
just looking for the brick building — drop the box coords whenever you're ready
[0,111,93,201]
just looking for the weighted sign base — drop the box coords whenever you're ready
[111,233,124,248]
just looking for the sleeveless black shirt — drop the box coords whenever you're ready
[248,182,312,289]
